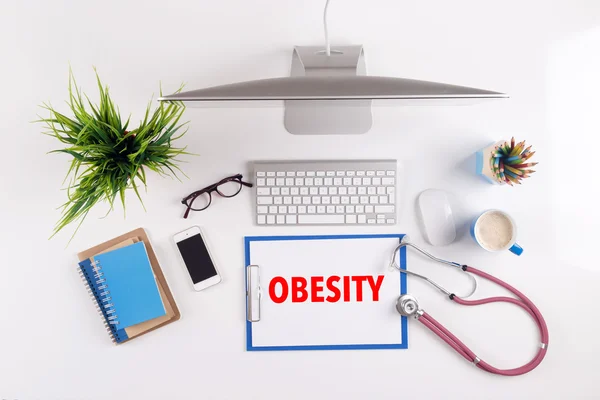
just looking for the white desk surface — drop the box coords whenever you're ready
[2,1,599,398]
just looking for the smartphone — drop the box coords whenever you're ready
[173,226,222,291]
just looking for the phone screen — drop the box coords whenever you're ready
[177,233,217,283]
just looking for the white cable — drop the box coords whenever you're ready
[324,0,331,56]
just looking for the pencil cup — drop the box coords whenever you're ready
[476,140,507,185]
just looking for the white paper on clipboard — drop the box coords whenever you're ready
[244,234,408,351]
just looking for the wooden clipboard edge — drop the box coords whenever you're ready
[77,228,181,344]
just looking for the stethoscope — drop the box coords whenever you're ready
[389,236,548,376]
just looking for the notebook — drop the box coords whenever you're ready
[78,229,179,344]
[245,234,408,351]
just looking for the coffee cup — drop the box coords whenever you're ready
[470,210,523,256]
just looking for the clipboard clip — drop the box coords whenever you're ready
[246,265,261,322]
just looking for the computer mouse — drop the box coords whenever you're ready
[417,189,457,246]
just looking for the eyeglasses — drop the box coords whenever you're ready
[182,174,253,219]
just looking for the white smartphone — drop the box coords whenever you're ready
[173,226,222,291]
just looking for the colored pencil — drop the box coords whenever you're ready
[506,174,521,185]
[504,155,522,163]
[510,162,538,169]
[504,164,524,176]
[511,137,515,151]
[521,151,536,161]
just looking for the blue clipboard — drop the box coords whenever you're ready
[244,234,408,351]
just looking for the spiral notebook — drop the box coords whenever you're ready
[78,240,167,343]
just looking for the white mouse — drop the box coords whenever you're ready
[417,189,457,246]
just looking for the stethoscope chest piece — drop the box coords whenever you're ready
[396,294,421,318]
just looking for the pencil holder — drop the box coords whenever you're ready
[476,138,537,186]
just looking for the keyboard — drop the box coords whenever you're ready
[253,160,398,225]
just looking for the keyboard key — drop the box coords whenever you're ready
[267,172,276,177]
[379,196,388,204]
[257,171,266,177]
[365,205,374,213]
[293,197,301,204]
[367,219,376,224]
[341,196,350,204]
[307,171,315,176]
[327,205,335,213]
[322,196,331,204]
[257,197,273,205]
[333,177,342,186]
[297,171,306,177]
[298,215,345,224]
[276,215,285,224]
[319,187,328,195]
[276,178,284,186]
[377,187,385,195]
[257,206,268,214]
[357,171,365,176]
[367,187,376,195]
[336,205,345,214]
[382,177,395,185]
[272,187,280,195]
[387,171,395,176]
[343,177,352,186]
[350,196,359,204]
[324,177,333,186]
[356,205,364,213]
[358,187,367,195]
[387,219,395,224]
[326,171,335,176]
[298,206,307,214]
[372,177,381,186]
[300,188,309,195]
[362,177,371,186]
[286,215,297,224]
[332,196,340,204]
[377,171,385,176]
[257,188,270,195]
[347,171,355,176]
[274,197,283,205]
[281,187,290,195]
[307,206,316,214]
[288,206,297,214]
[277,172,285,177]
[358,214,367,224]
[305,178,314,186]
[310,187,318,195]
[353,177,361,186]
[312,196,321,204]
[336,171,345,176]
[367,171,375,176]
[266,178,275,186]
[278,206,287,213]
[257,215,266,224]
[317,206,326,214]
[346,205,355,213]
[257,178,266,186]
[286,171,295,177]
[389,193,395,204]
[348,187,357,195]
[316,171,325,176]
[291,187,299,195]
[386,186,394,194]
[339,187,348,195]
[360,196,369,204]
[267,215,275,224]
[269,206,278,214]
[314,177,323,186]
[369,196,379,204]
[284,197,292,205]
[295,178,304,186]
[346,214,357,224]
[375,205,395,213]
[328,187,338,195]
[302,197,311,205]
[286,178,294,186]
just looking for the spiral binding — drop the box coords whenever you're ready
[78,259,120,344]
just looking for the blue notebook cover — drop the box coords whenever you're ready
[79,242,166,336]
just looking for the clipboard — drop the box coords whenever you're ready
[244,234,408,351]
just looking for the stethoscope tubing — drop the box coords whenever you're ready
[416,265,549,376]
